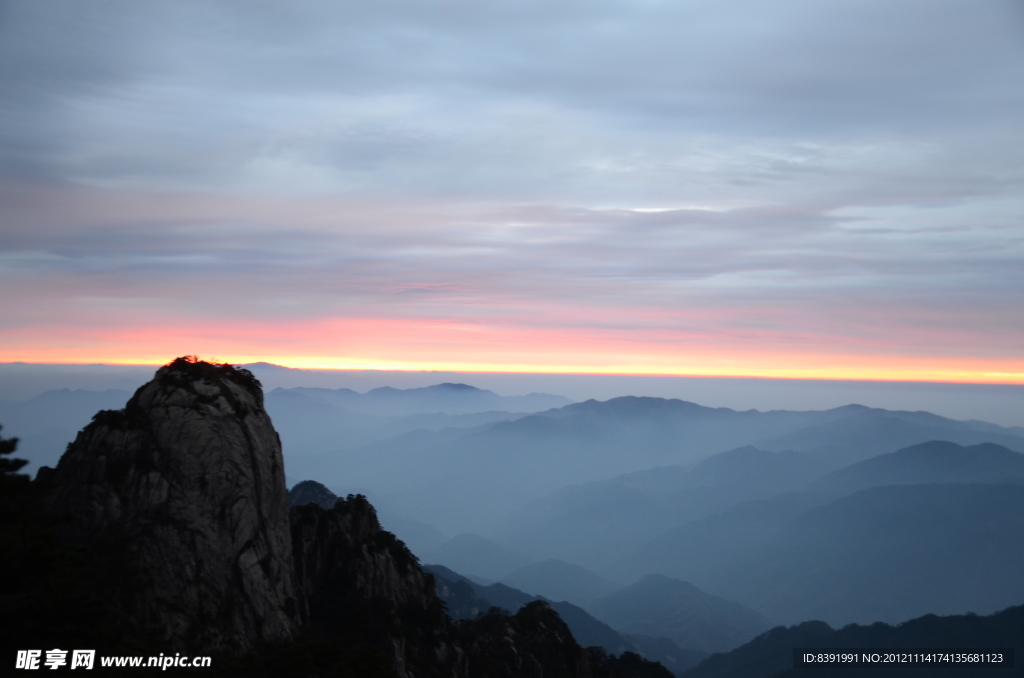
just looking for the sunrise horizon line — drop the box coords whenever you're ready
[4,358,1023,387]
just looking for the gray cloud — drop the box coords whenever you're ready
[3,0,1023,197]
[0,0,1022,365]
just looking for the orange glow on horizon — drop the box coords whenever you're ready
[3,353,1022,385]
[2,315,1022,386]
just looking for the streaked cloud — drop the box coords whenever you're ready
[1,0,1022,380]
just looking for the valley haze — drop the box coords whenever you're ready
[4,359,1023,676]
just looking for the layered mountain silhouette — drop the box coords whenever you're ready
[613,491,830,585]
[501,559,622,607]
[423,562,777,669]
[703,483,1024,626]
[291,396,1024,536]
[425,564,705,675]
[423,532,536,580]
[590,575,773,655]
[758,406,1024,464]
[0,381,566,479]
[682,604,1024,678]
[427,563,634,650]
[496,446,835,570]
[810,440,1024,495]
[270,382,571,417]
[1,358,670,678]
[606,442,1024,628]
[263,383,568,461]
[6,363,1024,672]
[9,386,1024,542]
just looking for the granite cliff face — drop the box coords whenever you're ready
[290,495,457,677]
[44,357,299,655]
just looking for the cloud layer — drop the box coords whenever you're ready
[1,0,1022,379]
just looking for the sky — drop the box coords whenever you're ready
[1,0,1023,383]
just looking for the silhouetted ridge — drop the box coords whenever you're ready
[682,604,1024,678]
[591,574,772,654]
[502,558,621,606]
[556,396,729,419]
[704,483,1024,626]
[289,495,449,676]
[289,495,675,677]
[427,564,710,674]
[458,601,673,678]
[812,440,1024,495]
[288,479,340,510]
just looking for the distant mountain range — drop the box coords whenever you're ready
[425,564,711,675]
[422,546,776,659]
[273,383,572,416]
[682,603,1024,678]
[810,440,1024,495]
[613,491,830,586]
[487,440,1024,632]
[495,446,836,568]
[495,437,1024,573]
[0,382,569,477]
[422,533,536,580]
[423,559,782,671]
[8,383,1024,638]
[589,575,773,654]
[611,442,1024,628]
[325,397,1024,535]
[502,559,622,607]
[10,389,1023,524]
[705,482,1024,626]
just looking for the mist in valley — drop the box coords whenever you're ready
[5,361,1023,674]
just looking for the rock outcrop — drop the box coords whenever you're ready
[290,494,456,677]
[288,494,674,678]
[458,602,620,678]
[44,357,299,656]
[288,479,341,510]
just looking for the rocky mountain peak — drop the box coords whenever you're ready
[288,479,339,510]
[43,356,298,656]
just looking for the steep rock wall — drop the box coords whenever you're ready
[44,357,299,656]
[291,495,457,678]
